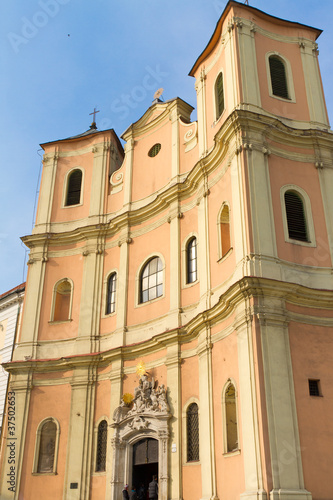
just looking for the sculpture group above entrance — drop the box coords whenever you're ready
[113,374,170,424]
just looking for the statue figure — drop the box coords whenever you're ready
[157,384,169,412]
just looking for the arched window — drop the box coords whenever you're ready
[96,420,107,472]
[140,257,163,303]
[284,190,308,242]
[65,169,82,206]
[187,403,199,462]
[106,273,117,315]
[186,237,197,284]
[224,383,238,453]
[34,419,60,474]
[269,55,289,100]
[215,72,225,120]
[52,279,72,322]
[220,204,231,258]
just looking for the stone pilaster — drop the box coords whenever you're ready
[166,345,182,500]
[300,41,329,128]
[195,69,207,157]
[257,298,311,500]
[234,302,267,500]
[63,366,96,500]
[89,143,110,219]
[197,326,218,500]
[0,372,32,500]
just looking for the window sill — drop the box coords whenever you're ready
[183,279,199,290]
[92,471,106,476]
[218,247,233,263]
[135,293,165,309]
[269,93,294,103]
[49,319,72,325]
[212,109,226,127]
[61,202,83,209]
[284,237,316,248]
[183,460,201,466]
[223,449,241,457]
[102,311,116,319]
[32,471,57,476]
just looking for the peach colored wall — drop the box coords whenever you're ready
[90,476,107,500]
[181,356,199,407]
[38,254,84,341]
[286,302,333,318]
[19,383,71,499]
[180,338,198,353]
[126,224,170,327]
[50,152,93,223]
[269,156,331,266]
[182,464,202,500]
[94,379,111,421]
[289,321,333,497]
[255,34,310,122]
[211,331,245,499]
[131,124,172,202]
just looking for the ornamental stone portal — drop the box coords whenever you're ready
[110,376,171,500]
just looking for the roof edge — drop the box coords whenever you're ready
[40,127,124,155]
[189,0,322,77]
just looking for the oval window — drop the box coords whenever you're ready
[148,143,161,157]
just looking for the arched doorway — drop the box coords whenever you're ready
[110,376,171,500]
[132,438,158,493]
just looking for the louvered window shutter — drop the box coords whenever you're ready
[269,56,289,99]
[66,170,82,206]
[216,73,225,120]
[284,191,308,241]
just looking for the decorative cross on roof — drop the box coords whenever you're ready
[89,107,100,125]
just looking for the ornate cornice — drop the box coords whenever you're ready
[4,276,333,375]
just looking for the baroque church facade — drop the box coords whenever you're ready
[1,1,333,499]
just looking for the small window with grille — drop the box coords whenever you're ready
[37,420,57,473]
[225,383,238,452]
[215,72,225,120]
[284,191,308,242]
[186,237,197,284]
[106,273,117,315]
[309,379,321,397]
[187,403,199,462]
[96,420,107,472]
[65,169,82,206]
[269,55,289,100]
[148,143,161,157]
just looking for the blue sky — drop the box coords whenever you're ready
[1,0,333,294]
